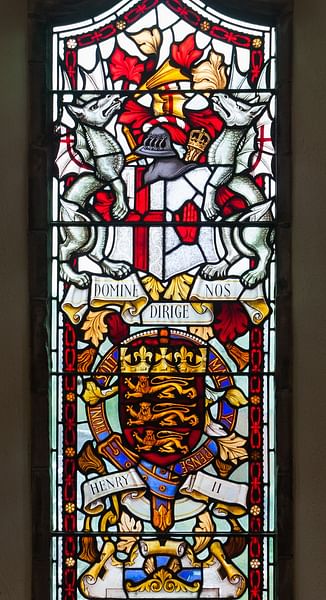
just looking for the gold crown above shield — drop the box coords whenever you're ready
[185,128,211,162]
[120,344,207,373]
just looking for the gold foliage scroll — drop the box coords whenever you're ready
[117,511,143,553]
[192,51,228,91]
[217,433,248,464]
[129,27,162,55]
[81,310,111,347]
[142,275,165,301]
[78,442,107,475]
[126,569,201,593]
[163,274,194,301]
[225,388,248,407]
[82,381,118,406]
[193,511,215,553]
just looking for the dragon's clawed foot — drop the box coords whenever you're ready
[201,260,230,280]
[112,200,129,220]
[203,191,220,220]
[241,267,266,288]
[203,205,220,221]
[100,259,132,280]
[60,264,91,288]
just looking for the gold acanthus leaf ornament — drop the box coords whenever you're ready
[81,310,111,347]
[83,380,118,405]
[77,347,97,372]
[78,442,107,475]
[144,556,155,575]
[193,510,215,553]
[142,275,165,301]
[126,568,201,593]
[225,387,248,407]
[129,27,162,55]
[217,433,248,464]
[117,511,143,553]
[192,50,228,92]
[164,274,194,301]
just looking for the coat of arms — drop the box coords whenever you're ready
[79,329,248,597]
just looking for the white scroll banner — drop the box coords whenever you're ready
[61,284,89,324]
[180,471,248,508]
[82,468,145,514]
[139,301,213,325]
[61,273,148,324]
[90,274,148,323]
[190,276,270,324]
[82,468,248,514]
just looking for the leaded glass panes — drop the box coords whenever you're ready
[50,1,277,598]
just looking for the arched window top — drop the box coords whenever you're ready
[40,0,289,27]
[53,0,275,35]
[51,0,276,94]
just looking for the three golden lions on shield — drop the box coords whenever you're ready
[124,374,199,428]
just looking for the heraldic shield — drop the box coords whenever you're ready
[119,330,206,467]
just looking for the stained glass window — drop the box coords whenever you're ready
[50,1,278,598]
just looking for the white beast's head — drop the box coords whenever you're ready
[211,93,266,127]
[67,94,124,127]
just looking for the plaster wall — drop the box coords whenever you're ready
[0,0,325,598]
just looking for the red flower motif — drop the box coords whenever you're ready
[171,34,203,71]
[118,99,152,137]
[109,46,145,84]
[213,302,250,343]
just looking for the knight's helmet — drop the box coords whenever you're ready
[136,126,176,158]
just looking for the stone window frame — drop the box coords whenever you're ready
[28,0,292,597]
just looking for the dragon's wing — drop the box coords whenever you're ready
[59,58,76,92]
[238,199,273,222]
[55,125,94,178]
[235,126,257,174]
[250,116,274,178]
[236,107,274,177]
[77,46,107,91]
[228,47,252,91]
[78,62,107,92]
[74,123,94,166]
